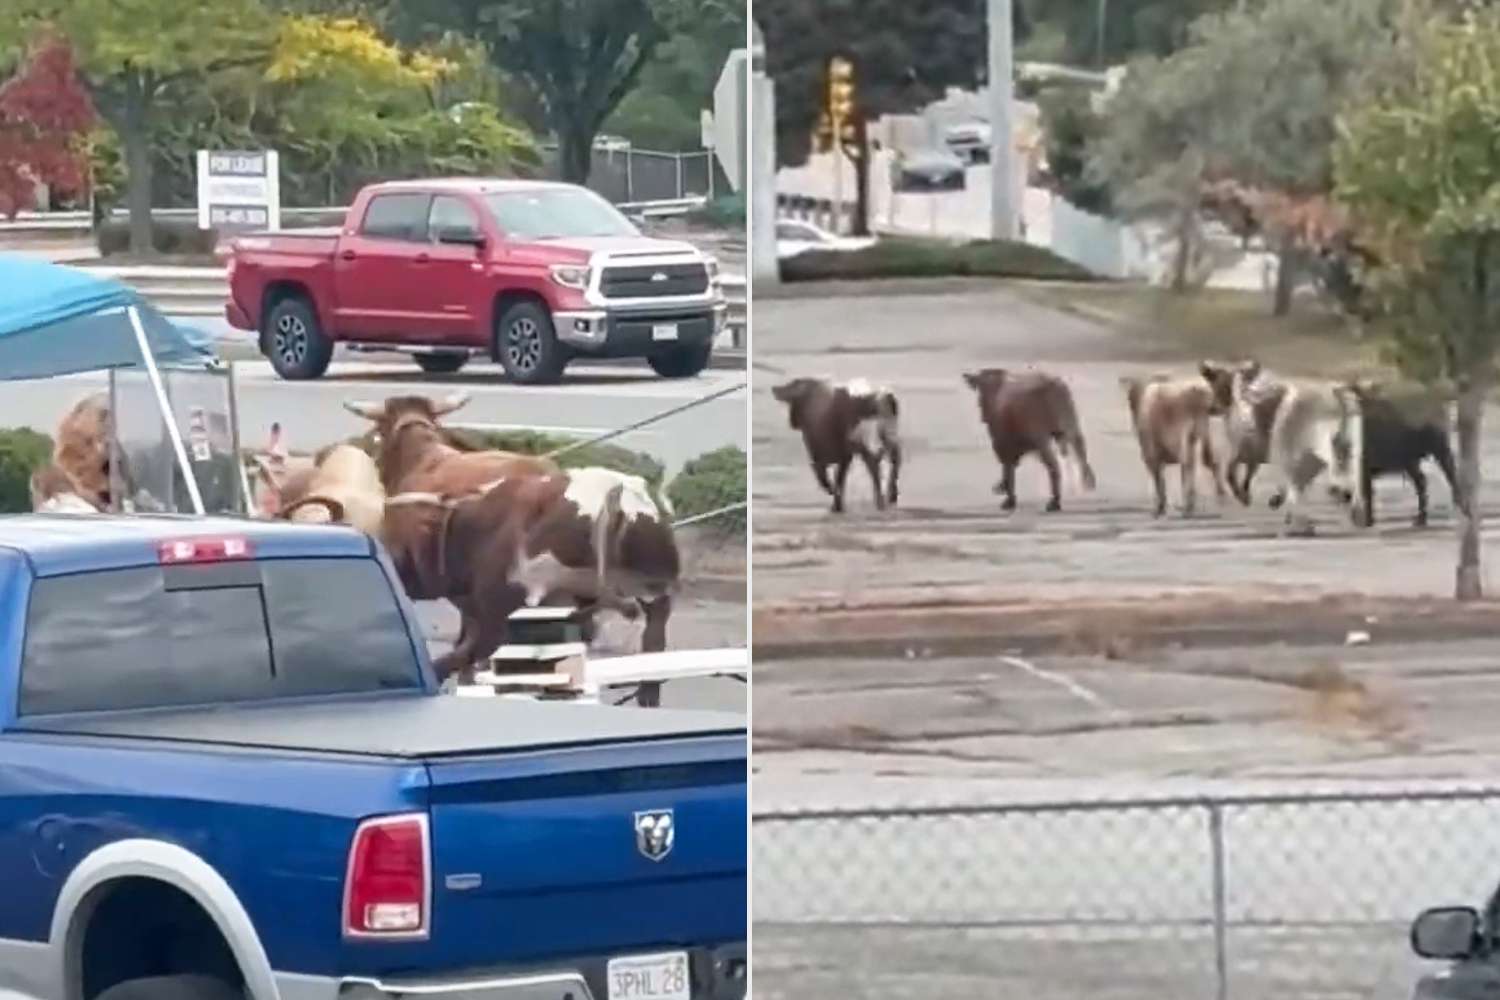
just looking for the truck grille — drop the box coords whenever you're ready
[600,262,709,298]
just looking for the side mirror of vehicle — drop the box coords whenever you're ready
[1412,907,1483,960]
[437,228,486,249]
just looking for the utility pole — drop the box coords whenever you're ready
[988,0,1017,241]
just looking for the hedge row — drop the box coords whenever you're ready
[781,236,1097,283]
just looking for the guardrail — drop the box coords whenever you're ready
[89,264,748,342]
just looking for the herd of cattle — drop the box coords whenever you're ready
[26,392,682,681]
[773,360,1464,533]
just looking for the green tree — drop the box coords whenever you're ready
[1185,0,1399,315]
[1088,47,1220,290]
[1334,6,1500,599]
[1018,0,1235,67]
[3,0,280,253]
[459,0,731,183]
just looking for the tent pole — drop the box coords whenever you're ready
[128,305,206,515]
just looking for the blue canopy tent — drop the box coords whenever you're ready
[0,254,220,514]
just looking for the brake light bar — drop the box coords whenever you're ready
[157,536,254,565]
[343,812,431,940]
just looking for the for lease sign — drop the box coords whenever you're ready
[196,150,280,233]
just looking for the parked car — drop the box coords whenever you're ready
[891,150,967,192]
[225,178,727,384]
[943,122,992,165]
[775,219,877,259]
[0,514,747,1000]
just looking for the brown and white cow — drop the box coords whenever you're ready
[962,368,1095,512]
[250,423,319,517]
[343,393,558,496]
[1199,360,1286,506]
[770,377,901,514]
[381,466,679,681]
[1120,373,1227,518]
[1231,366,1364,534]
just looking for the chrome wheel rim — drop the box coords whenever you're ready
[273,313,308,367]
[506,317,542,372]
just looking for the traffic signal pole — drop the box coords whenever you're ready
[988,0,1017,241]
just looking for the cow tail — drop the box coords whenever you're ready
[1058,392,1097,492]
[594,483,626,592]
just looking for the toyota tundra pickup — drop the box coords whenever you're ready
[0,514,747,1000]
[224,179,728,384]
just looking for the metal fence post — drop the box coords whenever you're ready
[676,154,685,200]
[1209,802,1229,1000]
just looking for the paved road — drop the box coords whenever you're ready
[751,284,1500,998]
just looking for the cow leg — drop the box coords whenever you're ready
[1409,464,1430,528]
[831,457,852,513]
[885,442,902,507]
[1038,443,1063,513]
[1180,433,1200,517]
[1000,462,1018,512]
[1148,462,1167,519]
[859,450,886,511]
[641,594,671,653]
[1362,464,1378,528]
[811,462,834,497]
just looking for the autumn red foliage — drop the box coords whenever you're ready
[0,37,96,219]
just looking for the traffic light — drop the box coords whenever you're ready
[827,56,855,125]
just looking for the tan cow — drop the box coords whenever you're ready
[279,444,386,535]
[1121,373,1228,518]
[30,464,99,513]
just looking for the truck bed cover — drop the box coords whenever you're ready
[14,695,744,758]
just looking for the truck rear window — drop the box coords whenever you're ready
[20,558,422,715]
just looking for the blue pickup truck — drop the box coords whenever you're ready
[0,515,746,1000]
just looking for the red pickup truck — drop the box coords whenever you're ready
[224,178,728,383]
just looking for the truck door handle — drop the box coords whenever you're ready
[340,249,357,261]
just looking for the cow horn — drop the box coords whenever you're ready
[284,496,346,524]
[434,392,471,417]
[344,400,385,421]
[593,482,626,592]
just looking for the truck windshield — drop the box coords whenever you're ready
[485,189,639,240]
[20,557,422,715]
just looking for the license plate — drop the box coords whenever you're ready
[652,323,679,341]
[608,951,690,1000]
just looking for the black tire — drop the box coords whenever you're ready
[414,352,469,375]
[495,301,567,385]
[263,297,333,380]
[648,342,713,379]
[95,974,245,1000]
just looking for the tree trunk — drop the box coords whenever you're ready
[1455,380,1486,601]
[556,119,594,185]
[1273,234,1298,317]
[1170,201,1195,292]
[849,118,870,238]
[122,77,154,257]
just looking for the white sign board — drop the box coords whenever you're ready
[196,149,280,233]
[712,50,748,192]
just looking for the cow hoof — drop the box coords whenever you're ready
[1268,493,1285,511]
[1045,500,1062,513]
[1001,498,1017,513]
[1412,514,1428,528]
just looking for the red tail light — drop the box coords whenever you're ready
[343,813,430,939]
[157,536,254,565]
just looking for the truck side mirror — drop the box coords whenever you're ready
[1412,907,1482,960]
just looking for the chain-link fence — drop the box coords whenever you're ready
[754,788,1500,1000]
[539,146,717,204]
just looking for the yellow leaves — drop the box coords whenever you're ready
[266,16,451,91]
